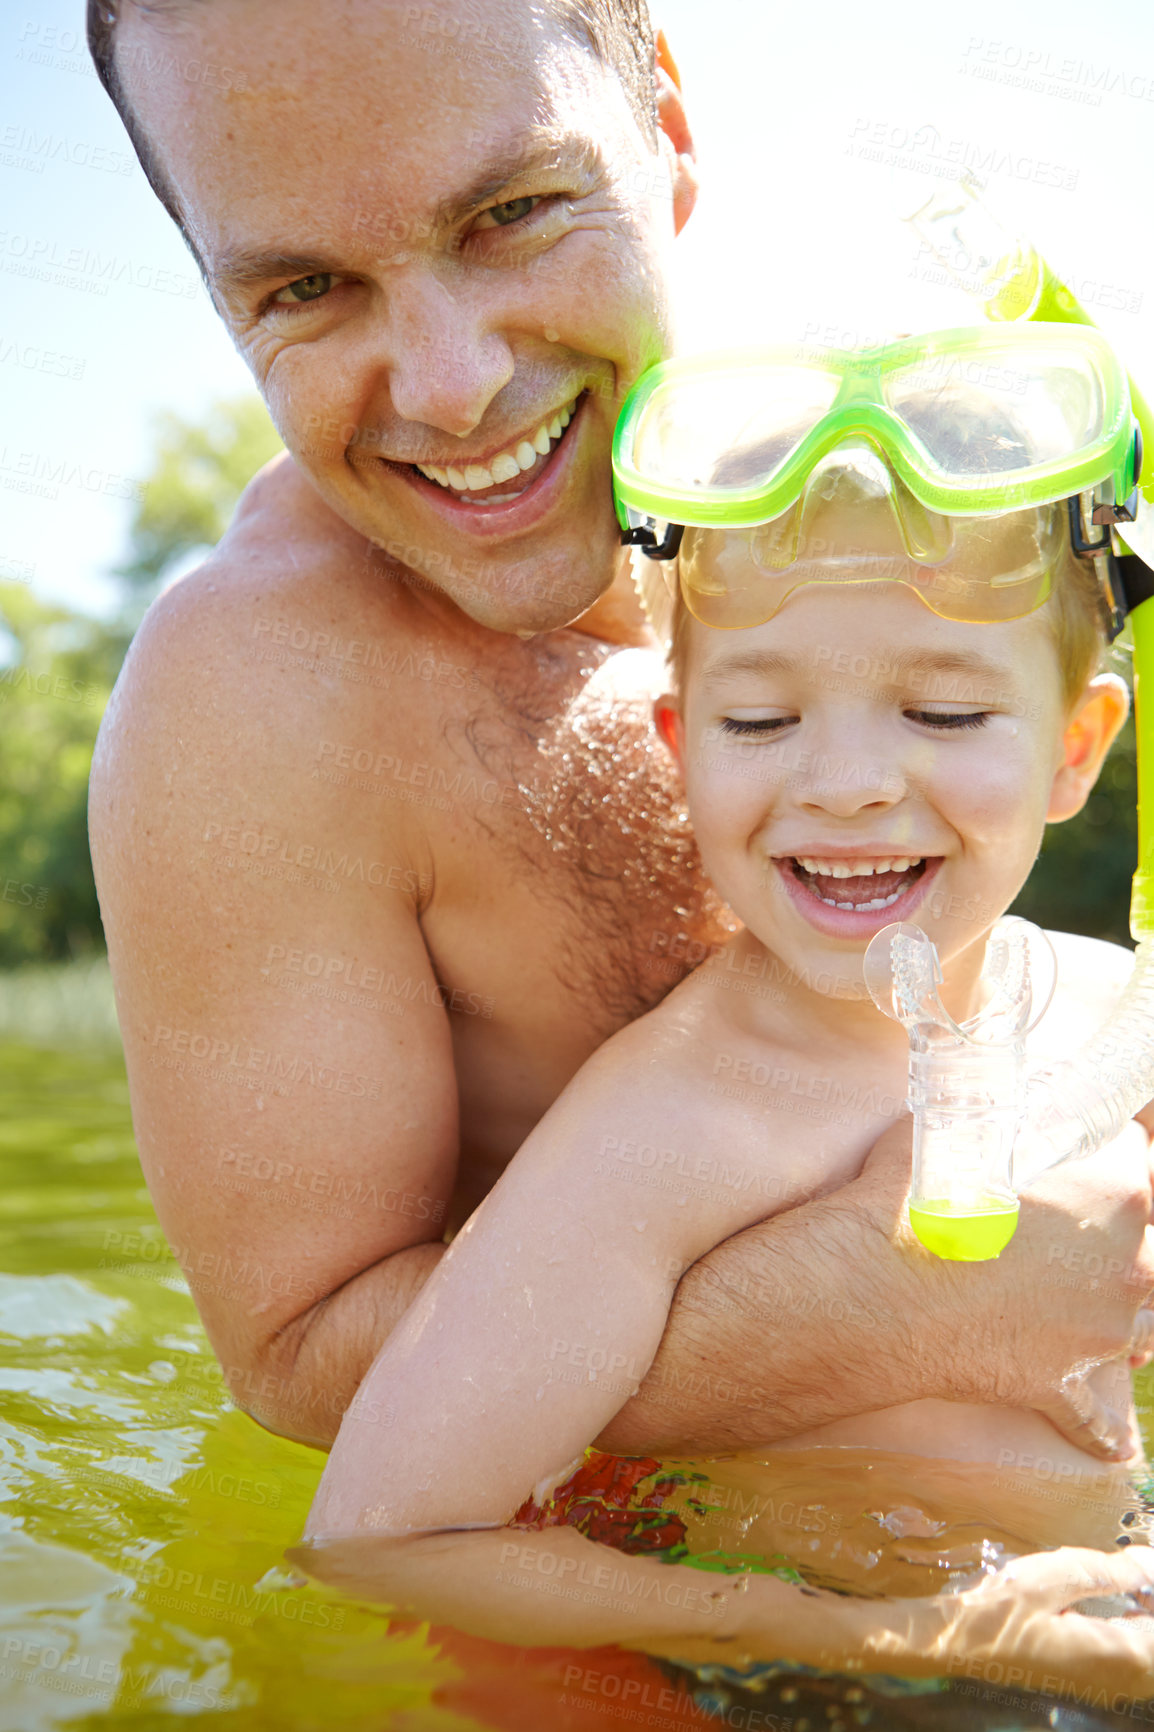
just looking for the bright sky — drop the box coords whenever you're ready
[2,0,1152,616]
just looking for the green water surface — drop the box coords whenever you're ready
[2,1041,1152,1730]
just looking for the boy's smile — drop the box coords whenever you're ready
[771,850,941,940]
[664,571,1125,1000]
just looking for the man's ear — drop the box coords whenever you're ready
[654,31,698,236]
[1046,672,1130,823]
[654,691,686,773]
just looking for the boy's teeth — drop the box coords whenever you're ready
[816,886,909,912]
[795,855,921,878]
[416,400,576,494]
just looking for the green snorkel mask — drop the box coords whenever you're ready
[613,322,1142,636]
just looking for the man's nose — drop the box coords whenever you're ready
[383,268,515,437]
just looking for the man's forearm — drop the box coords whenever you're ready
[234,1241,446,1449]
[597,1191,926,1456]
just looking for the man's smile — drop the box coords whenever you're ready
[371,391,594,540]
[411,394,581,504]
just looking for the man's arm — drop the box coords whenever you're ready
[600,1118,1154,1461]
[89,515,459,1449]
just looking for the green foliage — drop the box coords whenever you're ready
[1013,714,1138,949]
[0,585,116,964]
[116,396,283,593]
[1,397,281,965]
[0,386,1145,974]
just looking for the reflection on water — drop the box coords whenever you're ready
[1,1041,1152,1729]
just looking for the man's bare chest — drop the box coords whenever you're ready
[392,637,730,1167]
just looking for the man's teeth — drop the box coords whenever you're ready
[795,856,922,878]
[416,400,576,493]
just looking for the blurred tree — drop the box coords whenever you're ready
[0,584,114,964]
[116,395,283,604]
[1013,712,1137,948]
[0,390,1144,965]
[0,397,281,964]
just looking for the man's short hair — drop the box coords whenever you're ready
[87,0,659,255]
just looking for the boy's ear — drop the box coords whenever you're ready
[654,692,686,772]
[654,31,698,236]
[1046,672,1130,823]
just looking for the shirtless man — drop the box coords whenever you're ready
[87,0,1154,1466]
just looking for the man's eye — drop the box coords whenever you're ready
[272,273,335,306]
[474,197,539,230]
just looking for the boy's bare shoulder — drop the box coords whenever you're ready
[1040,929,1135,1046]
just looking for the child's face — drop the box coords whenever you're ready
[663,571,1121,991]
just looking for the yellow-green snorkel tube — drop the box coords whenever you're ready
[910,176,1154,1183]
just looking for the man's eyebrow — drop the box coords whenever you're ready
[210,133,605,295]
[429,131,604,229]
[212,248,347,295]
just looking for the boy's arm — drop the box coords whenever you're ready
[308,1032,760,1535]
[293,1523,1154,1699]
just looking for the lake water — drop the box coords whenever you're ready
[1,1039,1150,1730]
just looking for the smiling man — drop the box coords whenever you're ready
[87,0,1154,1474]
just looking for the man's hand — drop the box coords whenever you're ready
[849,1118,1154,1458]
[831,1545,1154,1700]
[599,1117,1154,1458]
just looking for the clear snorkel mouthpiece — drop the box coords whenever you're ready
[864,918,1056,1260]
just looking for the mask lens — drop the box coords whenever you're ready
[678,499,1061,631]
[885,340,1108,478]
[632,363,841,495]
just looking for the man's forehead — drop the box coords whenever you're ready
[210,130,605,292]
[116,0,620,262]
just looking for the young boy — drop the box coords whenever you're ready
[301,334,1154,1681]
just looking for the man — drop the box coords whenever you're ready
[88,0,1153,1469]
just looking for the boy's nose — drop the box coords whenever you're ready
[796,746,906,818]
[383,268,516,437]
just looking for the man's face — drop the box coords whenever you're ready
[119,0,689,632]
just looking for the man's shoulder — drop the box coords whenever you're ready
[143,453,399,650]
[103,456,422,742]
[90,456,438,846]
